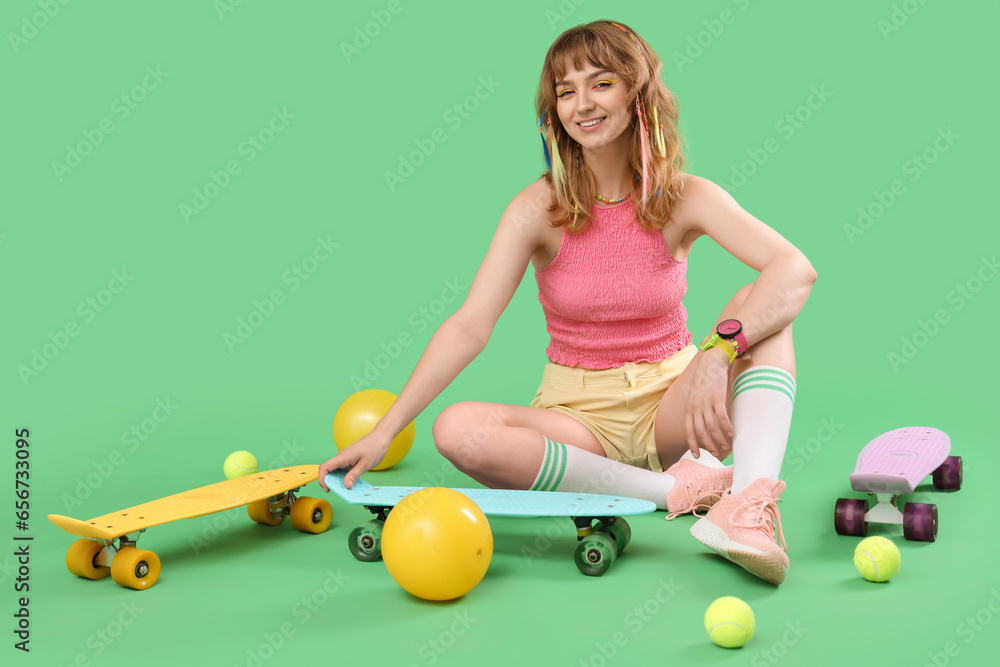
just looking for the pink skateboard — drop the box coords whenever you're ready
[834,426,962,542]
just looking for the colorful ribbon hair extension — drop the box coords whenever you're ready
[539,109,567,198]
[651,104,666,158]
[635,95,651,208]
[538,109,552,169]
[610,21,633,38]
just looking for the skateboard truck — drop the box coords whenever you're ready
[267,491,291,519]
[865,493,904,525]
[89,530,145,569]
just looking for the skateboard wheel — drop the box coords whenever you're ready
[903,502,938,542]
[349,520,384,562]
[834,498,869,537]
[247,498,285,526]
[110,547,161,590]
[290,497,333,534]
[574,532,616,576]
[932,456,963,491]
[603,518,631,555]
[66,539,110,580]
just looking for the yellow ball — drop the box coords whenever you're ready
[381,488,493,601]
[705,596,755,648]
[333,389,415,471]
[854,536,900,582]
[224,451,258,479]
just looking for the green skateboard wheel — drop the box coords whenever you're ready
[349,519,384,562]
[574,532,616,576]
[606,518,631,554]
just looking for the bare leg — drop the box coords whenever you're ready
[432,400,700,509]
[432,401,606,490]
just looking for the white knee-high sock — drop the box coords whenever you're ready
[528,437,724,510]
[729,366,796,494]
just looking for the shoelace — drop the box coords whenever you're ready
[664,483,726,521]
[729,494,787,551]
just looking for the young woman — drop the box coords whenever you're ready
[319,20,816,586]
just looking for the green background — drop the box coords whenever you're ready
[3,0,998,665]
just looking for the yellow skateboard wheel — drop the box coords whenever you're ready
[290,497,333,534]
[111,547,160,590]
[247,498,285,525]
[66,539,110,580]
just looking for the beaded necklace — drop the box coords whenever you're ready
[595,175,640,204]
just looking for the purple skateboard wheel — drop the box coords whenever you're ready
[834,498,869,536]
[932,455,962,491]
[903,502,938,542]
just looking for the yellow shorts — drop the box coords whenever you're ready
[528,344,699,472]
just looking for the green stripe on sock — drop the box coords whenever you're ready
[733,368,796,396]
[732,379,795,403]
[733,367,796,392]
[531,438,565,491]
[546,441,568,491]
[530,438,556,491]
[733,376,796,398]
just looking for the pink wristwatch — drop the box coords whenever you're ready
[717,319,748,357]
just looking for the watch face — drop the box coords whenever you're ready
[717,319,742,337]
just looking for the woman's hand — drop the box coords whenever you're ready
[317,429,394,491]
[683,348,736,460]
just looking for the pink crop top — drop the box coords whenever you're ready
[534,199,693,369]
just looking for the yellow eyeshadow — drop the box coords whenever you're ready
[557,79,615,97]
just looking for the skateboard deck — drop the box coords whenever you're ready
[325,470,656,517]
[835,427,962,542]
[325,470,656,576]
[50,466,320,539]
[849,426,950,495]
[50,465,331,589]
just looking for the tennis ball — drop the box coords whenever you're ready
[224,451,258,479]
[854,536,900,582]
[705,596,755,648]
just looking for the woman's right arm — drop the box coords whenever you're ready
[318,180,548,490]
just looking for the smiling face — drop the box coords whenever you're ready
[554,59,632,151]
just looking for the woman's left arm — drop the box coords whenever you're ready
[683,176,818,347]
[677,175,817,459]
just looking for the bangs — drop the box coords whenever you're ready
[550,33,623,84]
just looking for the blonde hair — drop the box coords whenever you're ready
[535,20,686,233]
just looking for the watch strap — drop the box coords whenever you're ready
[732,330,749,357]
[699,333,738,364]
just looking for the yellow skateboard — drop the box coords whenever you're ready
[48,465,330,590]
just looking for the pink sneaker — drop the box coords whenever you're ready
[664,459,733,521]
[689,477,788,585]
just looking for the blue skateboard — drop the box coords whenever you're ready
[324,471,656,576]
